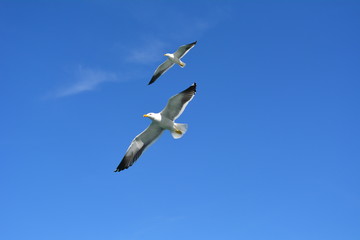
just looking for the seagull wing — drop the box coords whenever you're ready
[114,123,164,172]
[148,59,175,85]
[160,83,196,121]
[174,41,197,59]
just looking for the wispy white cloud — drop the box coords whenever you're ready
[125,39,167,65]
[55,66,117,97]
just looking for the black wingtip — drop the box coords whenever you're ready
[114,166,128,172]
[148,73,161,85]
[114,160,129,172]
[181,82,196,94]
[192,41,198,45]
[148,75,157,85]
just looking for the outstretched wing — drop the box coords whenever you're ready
[148,59,175,85]
[160,83,196,121]
[114,123,164,172]
[174,41,197,59]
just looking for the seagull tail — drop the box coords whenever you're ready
[171,123,188,139]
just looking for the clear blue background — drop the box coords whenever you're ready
[1,1,359,239]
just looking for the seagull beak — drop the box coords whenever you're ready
[163,54,167,56]
[143,114,149,118]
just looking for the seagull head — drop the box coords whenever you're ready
[143,112,161,122]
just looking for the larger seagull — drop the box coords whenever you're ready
[148,41,197,85]
[114,83,197,172]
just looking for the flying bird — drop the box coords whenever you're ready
[148,41,197,85]
[114,83,197,172]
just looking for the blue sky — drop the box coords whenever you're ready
[1,1,360,239]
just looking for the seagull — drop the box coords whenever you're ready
[114,83,197,172]
[148,41,197,85]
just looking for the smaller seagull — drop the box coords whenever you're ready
[148,41,197,85]
[114,83,197,172]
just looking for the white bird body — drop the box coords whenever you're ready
[143,113,174,132]
[159,114,176,131]
[164,53,185,67]
[145,112,188,139]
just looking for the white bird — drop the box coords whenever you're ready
[114,83,197,172]
[148,41,197,85]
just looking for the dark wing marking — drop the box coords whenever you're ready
[160,83,196,121]
[174,41,197,59]
[114,123,163,172]
[148,59,175,85]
